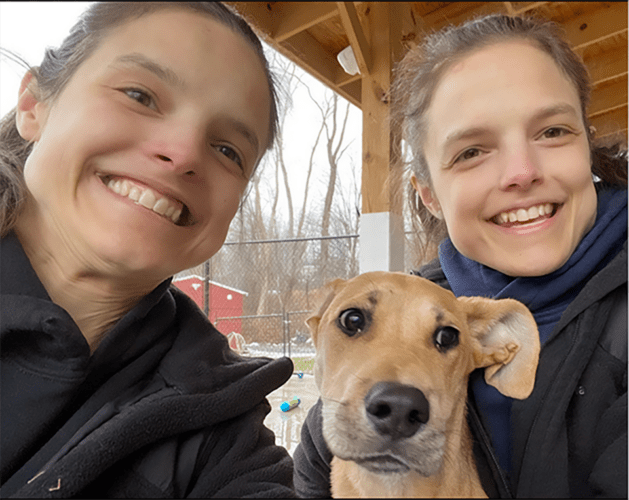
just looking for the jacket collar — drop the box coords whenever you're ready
[1,230,177,377]
[1,231,50,300]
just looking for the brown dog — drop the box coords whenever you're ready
[306,271,540,498]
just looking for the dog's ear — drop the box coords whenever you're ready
[459,296,540,399]
[306,278,345,343]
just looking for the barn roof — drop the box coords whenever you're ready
[172,274,249,296]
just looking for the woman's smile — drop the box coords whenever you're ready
[98,173,190,226]
[489,203,563,238]
[490,202,557,226]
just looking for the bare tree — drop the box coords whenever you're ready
[193,51,361,334]
[319,92,352,265]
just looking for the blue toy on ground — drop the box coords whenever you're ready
[280,396,301,412]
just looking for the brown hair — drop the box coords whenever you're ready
[391,14,628,264]
[0,2,279,236]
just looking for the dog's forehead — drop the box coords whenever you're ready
[327,272,459,315]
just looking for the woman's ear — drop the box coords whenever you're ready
[410,174,443,220]
[16,71,47,142]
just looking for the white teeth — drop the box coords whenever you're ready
[171,208,182,222]
[527,206,539,219]
[119,180,130,197]
[128,186,141,202]
[104,176,183,224]
[152,198,170,215]
[496,203,555,225]
[138,189,156,209]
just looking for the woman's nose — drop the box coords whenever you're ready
[499,143,543,190]
[154,153,197,177]
[150,125,205,177]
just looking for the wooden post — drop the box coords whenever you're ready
[358,2,404,273]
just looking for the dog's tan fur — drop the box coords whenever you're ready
[306,271,540,498]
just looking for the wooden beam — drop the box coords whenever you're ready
[337,72,362,88]
[337,78,362,107]
[278,30,362,108]
[225,2,361,107]
[222,2,277,37]
[576,28,628,52]
[337,2,372,75]
[420,2,506,32]
[513,2,550,15]
[584,44,628,87]
[563,2,628,51]
[274,2,339,42]
[391,2,419,64]
[598,127,628,141]
[358,2,407,272]
[361,2,402,215]
[590,106,628,139]
[589,76,628,118]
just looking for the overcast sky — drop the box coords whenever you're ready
[0,2,94,116]
[0,1,362,219]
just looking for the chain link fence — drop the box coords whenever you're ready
[174,232,427,374]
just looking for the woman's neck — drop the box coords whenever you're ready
[14,217,161,353]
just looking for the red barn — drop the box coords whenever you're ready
[172,275,247,335]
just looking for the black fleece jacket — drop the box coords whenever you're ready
[1,233,296,498]
[293,242,627,498]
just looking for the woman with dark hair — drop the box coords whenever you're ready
[1,2,295,497]
[294,14,627,498]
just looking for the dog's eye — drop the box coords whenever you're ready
[433,326,460,352]
[338,308,366,336]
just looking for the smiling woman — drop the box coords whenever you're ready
[294,13,627,499]
[0,2,295,498]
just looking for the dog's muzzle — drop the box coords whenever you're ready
[364,382,430,440]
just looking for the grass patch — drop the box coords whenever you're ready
[292,357,315,373]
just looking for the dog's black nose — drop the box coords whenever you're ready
[364,382,429,440]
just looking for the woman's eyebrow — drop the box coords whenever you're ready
[442,127,492,153]
[530,103,580,122]
[225,119,260,157]
[441,103,580,153]
[111,53,185,89]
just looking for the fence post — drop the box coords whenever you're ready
[285,310,291,358]
[203,260,210,316]
[282,309,289,358]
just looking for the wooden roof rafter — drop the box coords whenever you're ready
[225,1,627,144]
[337,2,371,75]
